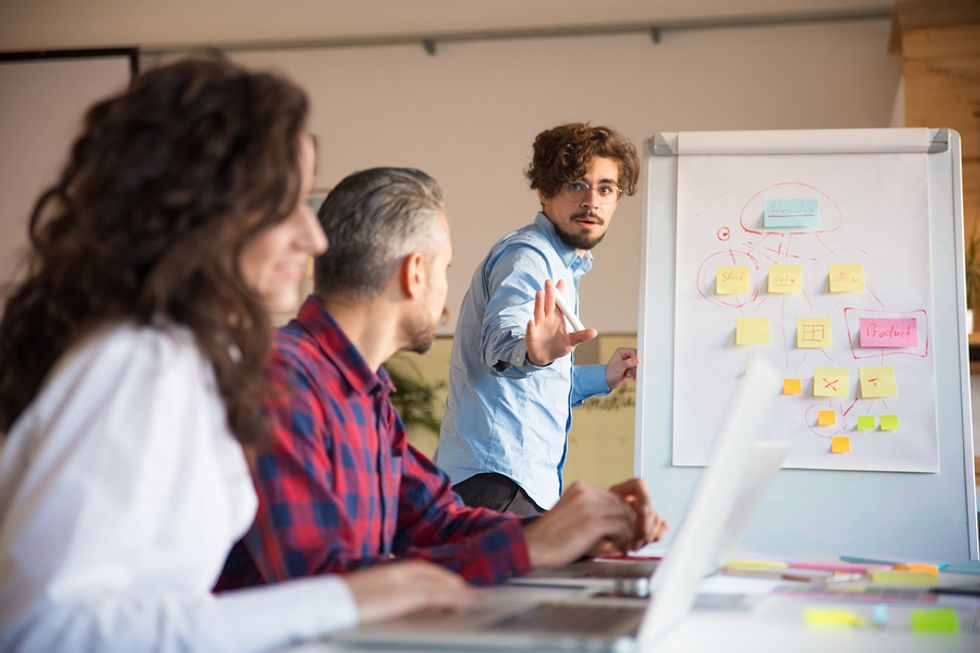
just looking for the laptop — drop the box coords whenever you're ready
[515,439,790,586]
[336,361,790,652]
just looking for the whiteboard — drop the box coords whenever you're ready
[636,128,978,561]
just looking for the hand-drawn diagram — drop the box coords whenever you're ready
[673,153,937,472]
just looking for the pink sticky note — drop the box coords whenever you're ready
[789,561,890,573]
[859,318,917,348]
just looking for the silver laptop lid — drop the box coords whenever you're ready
[639,360,785,644]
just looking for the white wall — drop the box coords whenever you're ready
[0,56,132,288]
[198,18,900,333]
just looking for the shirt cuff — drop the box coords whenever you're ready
[504,518,534,578]
[575,364,610,398]
[492,340,552,377]
[211,575,359,650]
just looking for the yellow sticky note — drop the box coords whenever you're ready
[727,559,789,570]
[818,410,837,426]
[783,378,802,395]
[828,263,865,292]
[831,436,850,453]
[803,608,867,627]
[736,317,770,345]
[717,266,750,295]
[868,569,939,587]
[768,264,802,294]
[859,366,897,398]
[797,318,832,349]
[813,368,849,397]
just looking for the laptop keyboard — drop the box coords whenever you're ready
[566,562,658,579]
[489,603,643,635]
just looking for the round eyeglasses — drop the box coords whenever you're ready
[561,181,623,206]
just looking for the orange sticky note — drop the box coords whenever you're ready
[895,563,939,576]
[784,378,802,395]
[818,410,836,426]
[831,436,850,453]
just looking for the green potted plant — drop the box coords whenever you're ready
[382,353,445,455]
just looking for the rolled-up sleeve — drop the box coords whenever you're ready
[571,364,611,407]
[481,245,557,377]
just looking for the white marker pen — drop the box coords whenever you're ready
[552,288,586,332]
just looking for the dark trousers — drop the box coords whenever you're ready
[452,472,545,517]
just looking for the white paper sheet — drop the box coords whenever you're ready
[672,151,938,472]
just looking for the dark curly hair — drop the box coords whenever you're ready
[525,122,640,199]
[0,55,309,443]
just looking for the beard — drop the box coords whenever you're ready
[404,310,437,354]
[555,221,606,251]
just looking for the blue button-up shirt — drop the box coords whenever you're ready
[434,213,609,509]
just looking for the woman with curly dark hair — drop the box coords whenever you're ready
[0,56,470,653]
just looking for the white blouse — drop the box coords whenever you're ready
[0,325,357,652]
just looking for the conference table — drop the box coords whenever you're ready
[287,569,980,653]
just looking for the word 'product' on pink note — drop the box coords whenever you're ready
[859,318,917,348]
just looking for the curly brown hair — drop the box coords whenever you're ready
[525,122,640,199]
[0,56,309,443]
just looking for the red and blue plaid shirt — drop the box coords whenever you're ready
[217,296,530,589]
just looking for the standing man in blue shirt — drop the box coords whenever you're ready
[435,123,643,517]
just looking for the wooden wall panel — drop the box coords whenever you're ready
[898,17,980,238]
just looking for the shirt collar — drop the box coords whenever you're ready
[533,212,594,272]
[295,295,395,396]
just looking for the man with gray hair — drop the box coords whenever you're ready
[219,167,662,590]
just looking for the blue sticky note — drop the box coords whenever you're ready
[764,199,819,228]
[943,560,980,575]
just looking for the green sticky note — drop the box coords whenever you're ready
[856,415,876,431]
[880,414,899,431]
[909,607,959,633]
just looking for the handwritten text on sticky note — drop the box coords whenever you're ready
[859,318,917,348]
[768,264,802,293]
[813,368,849,398]
[828,264,865,292]
[859,366,897,398]
[717,266,750,295]
[764,199,819,229]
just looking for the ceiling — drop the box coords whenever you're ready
[0,0,894,52]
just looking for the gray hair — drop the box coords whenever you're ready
[314,167,446,300]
